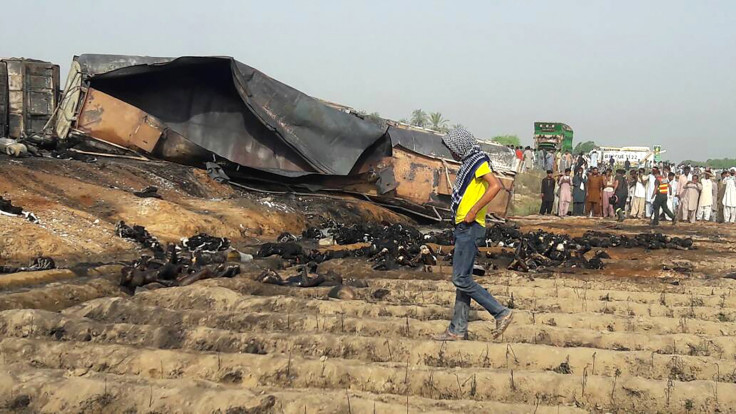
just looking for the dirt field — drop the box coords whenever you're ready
[2,159,736,413]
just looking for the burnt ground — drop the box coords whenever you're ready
[0,156,408,267]
[2,159,736,413]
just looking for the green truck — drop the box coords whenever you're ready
[534,122,573,153]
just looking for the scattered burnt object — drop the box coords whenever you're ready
[576,231,694,250]
[0,256,56,274]
[182,233,230,254]
[252,221,698,275]
[132,186,162,199]
[0,196,38,222]
[0,196,23,215]
[120,241,240,294]
[115,225,239,293]
[115,221,164,256]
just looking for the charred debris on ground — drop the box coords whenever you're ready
[108,217,697,295]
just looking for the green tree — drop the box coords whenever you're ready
[428,112,449,133]
[681,158,736,169]
[410,109,428,128]
[491,135,521,147]
[450,123,465,130]
[367,112,381,121]
[398,118,409,124]
[573,141,598,154]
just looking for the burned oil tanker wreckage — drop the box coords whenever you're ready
[50,54,517,220]
[0,54,696,295]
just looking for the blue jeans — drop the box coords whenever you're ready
[448,222,509,336]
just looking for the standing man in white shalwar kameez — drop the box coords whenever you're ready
[697,170,714,221]
[676,167,691,220]
[645,169,657,218]
[723,169,736,223]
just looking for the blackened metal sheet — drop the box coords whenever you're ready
[387,126,455,159]
[76,55,174,77]
[387,125,517,171]
[76,54,386,176]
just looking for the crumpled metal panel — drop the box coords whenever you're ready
[76,88,163,152]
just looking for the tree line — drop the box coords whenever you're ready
[680,158,736,169]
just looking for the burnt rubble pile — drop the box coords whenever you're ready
[120,243,239,295]
[576,231,694,250]
[477,223,606,272]
[114,222,238,294]
[257,221,699,275]
[301,222,453,246]
[503,229,610,272]
[260,222,442,272]
[483,224,695,273]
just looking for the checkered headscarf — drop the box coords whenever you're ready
[442,127,477,159]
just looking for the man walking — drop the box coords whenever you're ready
[586,167,604,217]
[650,170,677,226]
[613,169,629,221]
[432,128,513,342]
[539,170,556,215]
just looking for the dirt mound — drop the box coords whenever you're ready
[0,157,407,265]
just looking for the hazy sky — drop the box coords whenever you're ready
[3,0,734,161]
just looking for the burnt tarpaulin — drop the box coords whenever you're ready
[76,54,386,176]
[387,126,455,159]
[387,125,516,171]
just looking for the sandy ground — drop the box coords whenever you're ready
[2,160,736,413]
[0,157,406,267]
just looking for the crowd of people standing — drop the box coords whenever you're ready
[532,149,736,225]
